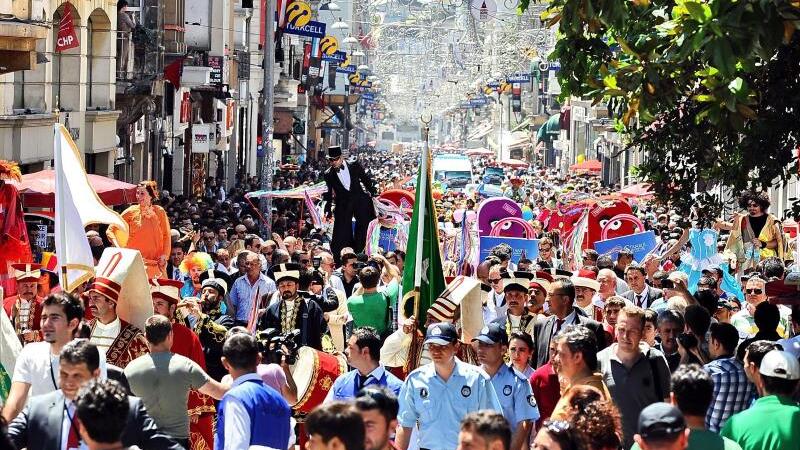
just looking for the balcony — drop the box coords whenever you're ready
[0,18,48,74]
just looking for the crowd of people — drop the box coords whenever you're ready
[1,145,800,450]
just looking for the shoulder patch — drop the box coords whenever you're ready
[461,385,472,397]
[527,394,537,407]
[503,385,512,396]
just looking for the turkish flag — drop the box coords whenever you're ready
[164,58,184,88]
[56,5,79,52]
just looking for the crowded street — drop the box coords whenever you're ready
[1,0,800,449]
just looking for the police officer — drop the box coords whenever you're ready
[324,326,403,402]
[474,323,540,450]
[396,322,502,450]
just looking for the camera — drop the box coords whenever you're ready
[312,256,321,269]
[354,261,367,271]
[256,328,301,365]
[677,332,698,349]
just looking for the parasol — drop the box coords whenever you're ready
[16,170,137,208]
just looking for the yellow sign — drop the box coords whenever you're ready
[285,1,312,28]
[341,55,351,68]
[349,74,361,84]
[320,36,339,56]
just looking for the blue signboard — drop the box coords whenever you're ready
[284,21,326,39]
[322,51,347,63]
[469,97,488,107]
[487,81,500,89]
[593,231,657,263]
[337,65,356,74]
[479,236,540,264]
[507,73,532,83]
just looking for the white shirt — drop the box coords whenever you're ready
[778,335,800,359]
[61,397,88,450]
[90,317,121,352]
[12,342,60,397]
[337,162,352,191]
[551,309,577,337]
[223,373,261,450]
[11,341,109,399]
[491,291,507,319]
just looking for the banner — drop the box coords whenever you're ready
[284,20,326,39]
[479,236,539,264]
[0,305,21,402]
[53,124,128,292]
[400,138,445,328]
[593,231,657,263]
[56,5,79,52]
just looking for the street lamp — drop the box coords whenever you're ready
[343,35,359,45]
[332,19,349,30]
[320,0,340,10]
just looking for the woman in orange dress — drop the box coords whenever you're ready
[108,181,171,278]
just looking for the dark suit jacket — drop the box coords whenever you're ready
[621,285,665,309]
[533,308,606,368]
[322,159,377,216]
[258,297,326,350]
[8,390,184,450]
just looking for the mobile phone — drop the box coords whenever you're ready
[312,256,321,269]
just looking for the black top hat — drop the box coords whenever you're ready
[327,146,343,159]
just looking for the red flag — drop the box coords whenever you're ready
[164,58,184,88]
[56,5,79,52]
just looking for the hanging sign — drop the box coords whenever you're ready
[56,6,79,52]
[285,0,312,28]
[284,20,326,38]
[470,0,496,22]
[320,35,339,55]
[323,50,347,63]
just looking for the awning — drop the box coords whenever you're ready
[511,117,532,132]
[16,170,137,207]
[536,114,561,144]
[468,122,494,141]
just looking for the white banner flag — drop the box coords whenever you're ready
[53,124,127,292]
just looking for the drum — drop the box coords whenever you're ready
[291,346,347,416]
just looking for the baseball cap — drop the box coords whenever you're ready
[759,350,800,380]
[637,403,686,440]
[424,322,458,346]
[471,323,508,346]
[702,265,723,277]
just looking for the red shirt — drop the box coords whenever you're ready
[530,363,561,427]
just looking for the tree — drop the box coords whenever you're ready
[521,0,800,221]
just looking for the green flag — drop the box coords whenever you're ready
[401,139,446,328]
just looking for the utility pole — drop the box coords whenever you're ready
[260,0,275,237]
[343,84,349,151]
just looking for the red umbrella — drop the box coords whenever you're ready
[569,159,602,172]
[16,170,137,208]
[499,158,529,168]
[619,183,653,198]
[465,148,494,157]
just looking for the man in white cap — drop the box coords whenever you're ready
[572,269,603,322]
[493,271,536,336]
[3,263,44,343]
[722,350,800,450]
[86,249,152,368]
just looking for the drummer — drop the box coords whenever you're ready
[324,327,403,403]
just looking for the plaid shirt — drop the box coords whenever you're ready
[704,356,755,432]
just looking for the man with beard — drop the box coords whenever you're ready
[184,269,234,380]
[259,263,326,350]
[492,271,536,336]
[2,292,82,421]
[3,263,44,343]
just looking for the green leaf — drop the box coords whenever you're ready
[684,1,712,22]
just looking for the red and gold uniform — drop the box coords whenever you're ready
[0,161,33,296]
[2,263,44,344]
[151,278,215,450]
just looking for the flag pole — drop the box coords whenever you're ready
[413,116,431,318]
[54,125,69,292]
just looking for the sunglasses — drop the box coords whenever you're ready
[488,278,502,284]
[540,247,552,252]
[746,288,763,295]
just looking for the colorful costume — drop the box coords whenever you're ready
[0,161,33,296]
[109,203,171,279]
[180,253,214,299]
[679,229,744,299]
[2,263,44,343]
[88,317,149,368]
[725,213,784,273]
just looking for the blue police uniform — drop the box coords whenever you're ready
[489,363,540,430]
[326,365,403,402]
[398,358,503,450]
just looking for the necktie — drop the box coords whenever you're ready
[636,294,643,307]
[357,374,370,390]
[66,408,81,450]
[555,318,565,334]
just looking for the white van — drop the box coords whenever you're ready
[432,154,473,191]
